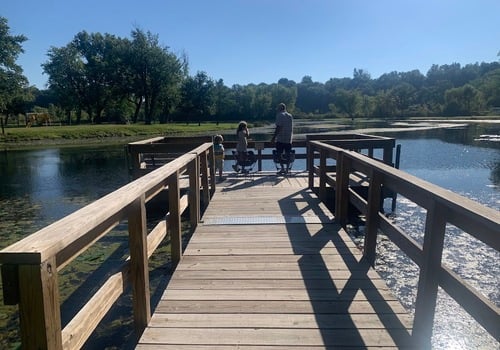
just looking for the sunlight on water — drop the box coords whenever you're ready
[378,194,499,349]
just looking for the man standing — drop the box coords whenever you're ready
[271,103,293,174]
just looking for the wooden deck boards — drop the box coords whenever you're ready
[136,172,413,349]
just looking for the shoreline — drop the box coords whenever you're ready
[0,135,150,150]
[2,117,499,150]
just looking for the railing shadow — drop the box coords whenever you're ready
[221,173,292,192]
[58,222,176,349]
[278,188,412,348]
[308,139,499,346]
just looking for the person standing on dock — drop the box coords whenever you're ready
[271,103,294,174]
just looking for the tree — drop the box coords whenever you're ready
[475,68,500,109]
[0,17,28,133]
[230,84,254,121]
[373,91,398,117]
[269,83,297,116]
[296,77,330,114]
[390,82,417,114]
[277,78,296,88]
[43,31,127,123]
[213,79,236,122]
[399,70,426,89]
[444,84,480,116]
[180,71,216,124]
[75,31,130,123]
[3,87,34,127]
[127,28,185,124]
[333,89,360,120]
[43,44,85,123]
[352,68,372,94]
[252,84,273,120]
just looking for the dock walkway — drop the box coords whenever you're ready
[136,172,412,349]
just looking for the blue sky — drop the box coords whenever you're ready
[3,0,499,89]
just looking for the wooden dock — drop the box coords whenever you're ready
[3,138,495,349]
[136,172,413,349]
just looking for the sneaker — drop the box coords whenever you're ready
[232,164,239,172]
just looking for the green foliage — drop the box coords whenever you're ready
[0,123,236,146]
[127,28,186,124]
[0,16,29,125]
[179,71,216,122]
[41,28,186,125]
[444,84,481,116]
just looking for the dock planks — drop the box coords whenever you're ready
[136,172,413,349]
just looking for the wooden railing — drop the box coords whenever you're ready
[0,142,216,349]
[308,140,500,348]
[127,133,397,175]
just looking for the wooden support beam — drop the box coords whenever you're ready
[1,264,19,305]
[18,256,62,349]
[364,171,383,266]
[127,194,151,336]
[335,151,351,227]
[307,141,315,189]
[319,149,327,202]
[412,201,447,348]
[188,157,200,228]
[207,146,216,197]
[200,152,210,207]
[168,171,182,268]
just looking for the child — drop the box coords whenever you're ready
[213,134,225,181]
[233,121,249,172]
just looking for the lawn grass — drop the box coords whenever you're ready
[0,122,241,147]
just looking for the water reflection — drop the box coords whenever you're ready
[0,146,129,223]
[28,149,64,220]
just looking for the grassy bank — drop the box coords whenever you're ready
[0,122,240,148]
[3,117,497,149]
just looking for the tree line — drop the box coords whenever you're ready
[1,16,499,128]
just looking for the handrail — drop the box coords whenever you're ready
[307,140,500,348]
[127,133,397,175]
[0,142,216,349]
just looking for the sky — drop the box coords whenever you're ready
[2,0,500,89]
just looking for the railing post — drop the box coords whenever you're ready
[307,140,315,189]
[257,149,262,171]
[18,256,63,349]
[363,170,383,266]
[383,145,394,165]
[168,171,182,268]
[319,149,327,202]
[127,194,151,335]
[335,151,350,227]
[208,145,216,196]
[127,146,143,179]
[412,200,447,348]
[200,151,210,207]
[188,157,200,229]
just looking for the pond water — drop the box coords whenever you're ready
[0,120,498,349]
[363,126,499,350]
